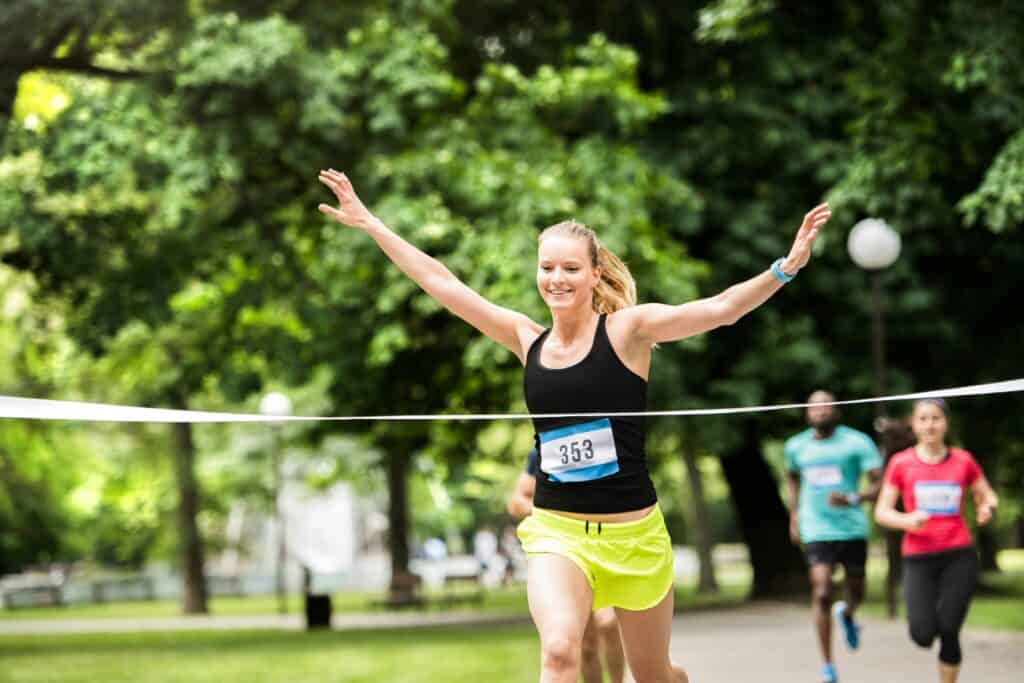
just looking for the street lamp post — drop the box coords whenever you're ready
[848,218,902,413]
[260,392,292,616]
[847,218,902,618]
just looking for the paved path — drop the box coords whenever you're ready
[0,610,528,635]
[3,603,1022,681]
[665,603,1023,683]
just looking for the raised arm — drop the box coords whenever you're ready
[623,204,831,345]
[318,169,542,363]
[970,473,999,526]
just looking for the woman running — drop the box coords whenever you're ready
[318,168,829,683]
[874,399,999,683]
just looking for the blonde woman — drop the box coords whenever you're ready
[319,168,829,683]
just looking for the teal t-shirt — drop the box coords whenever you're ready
[785,425,883,543]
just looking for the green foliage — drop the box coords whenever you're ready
[959,130,1024,232]
[3,0,1024,573]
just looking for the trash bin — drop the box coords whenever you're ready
[305,593,332,629]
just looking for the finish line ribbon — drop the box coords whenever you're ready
[0,378,1022,424]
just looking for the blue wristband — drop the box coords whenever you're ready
[771,258,796,283]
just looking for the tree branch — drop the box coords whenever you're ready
[0,54,150,80]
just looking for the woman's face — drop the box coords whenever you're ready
[537,234,600,313]
[911,402,948,446]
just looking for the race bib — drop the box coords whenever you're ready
[539,419,620,483]
[804,464,843,488]
[914,481,962,516]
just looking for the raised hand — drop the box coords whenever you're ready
[782,203,831,274]
[318,169,381,230]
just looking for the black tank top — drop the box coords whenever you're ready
[523,314,657,513]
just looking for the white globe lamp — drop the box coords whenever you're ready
[260,392,293,421]
[847,218,901,270]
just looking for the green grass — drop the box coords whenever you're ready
[859,549,1024,631]
[0,567,751,621]
[0,575,751,683]
[0,624,542,683]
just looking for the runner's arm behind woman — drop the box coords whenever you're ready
[318,169,542,362]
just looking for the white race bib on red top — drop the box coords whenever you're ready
[914,481,962,516]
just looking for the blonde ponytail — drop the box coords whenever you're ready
[593,243,636,314]
[539,220,637,314]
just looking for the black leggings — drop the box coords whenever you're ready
[903,546,979,665]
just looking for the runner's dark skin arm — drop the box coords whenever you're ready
[828,467,883,506]
[786,471,801,544]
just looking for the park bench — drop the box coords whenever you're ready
[1,584,63,609]
[433,566,486,608]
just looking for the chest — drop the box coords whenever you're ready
[539,336,594,370]
[901,460,970,500]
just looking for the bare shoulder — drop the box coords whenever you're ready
[515,314,546,364]
[605,308,653,377]
[606,306,652,347]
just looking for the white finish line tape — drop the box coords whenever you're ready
[0,378,1021,424]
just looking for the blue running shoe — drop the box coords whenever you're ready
[832,600,861,650]
[820,662,838,683]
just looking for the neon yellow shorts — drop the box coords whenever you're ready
[517,504,674,611]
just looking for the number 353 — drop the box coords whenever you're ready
[559,439,594,464]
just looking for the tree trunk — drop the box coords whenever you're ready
[680,430,719,594]
[0,67,21,147]
[959,419,1001,572]
[171,419,208,614]
[878,417,917,617]
[977,526,1000,573]
[719,419,807,598]
[386,449,413,601]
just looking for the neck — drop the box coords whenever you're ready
[916,442,947,460]
[814,425,837,439]
[549,308,598,343]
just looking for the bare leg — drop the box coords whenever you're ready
[845,573,865,618]
[580,612,603,683]
[615,588,687,683]
[809,564,834,666]
[938,662,960,683]
[527,554,595,683]
[594,607,626,683]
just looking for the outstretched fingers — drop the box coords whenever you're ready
[318,203,345,221]
[802,203,831,231]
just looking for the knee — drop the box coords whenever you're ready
[908,621,936,649]
[594,611,619,639]
[812,584,832,610]
[541,633,582,674]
